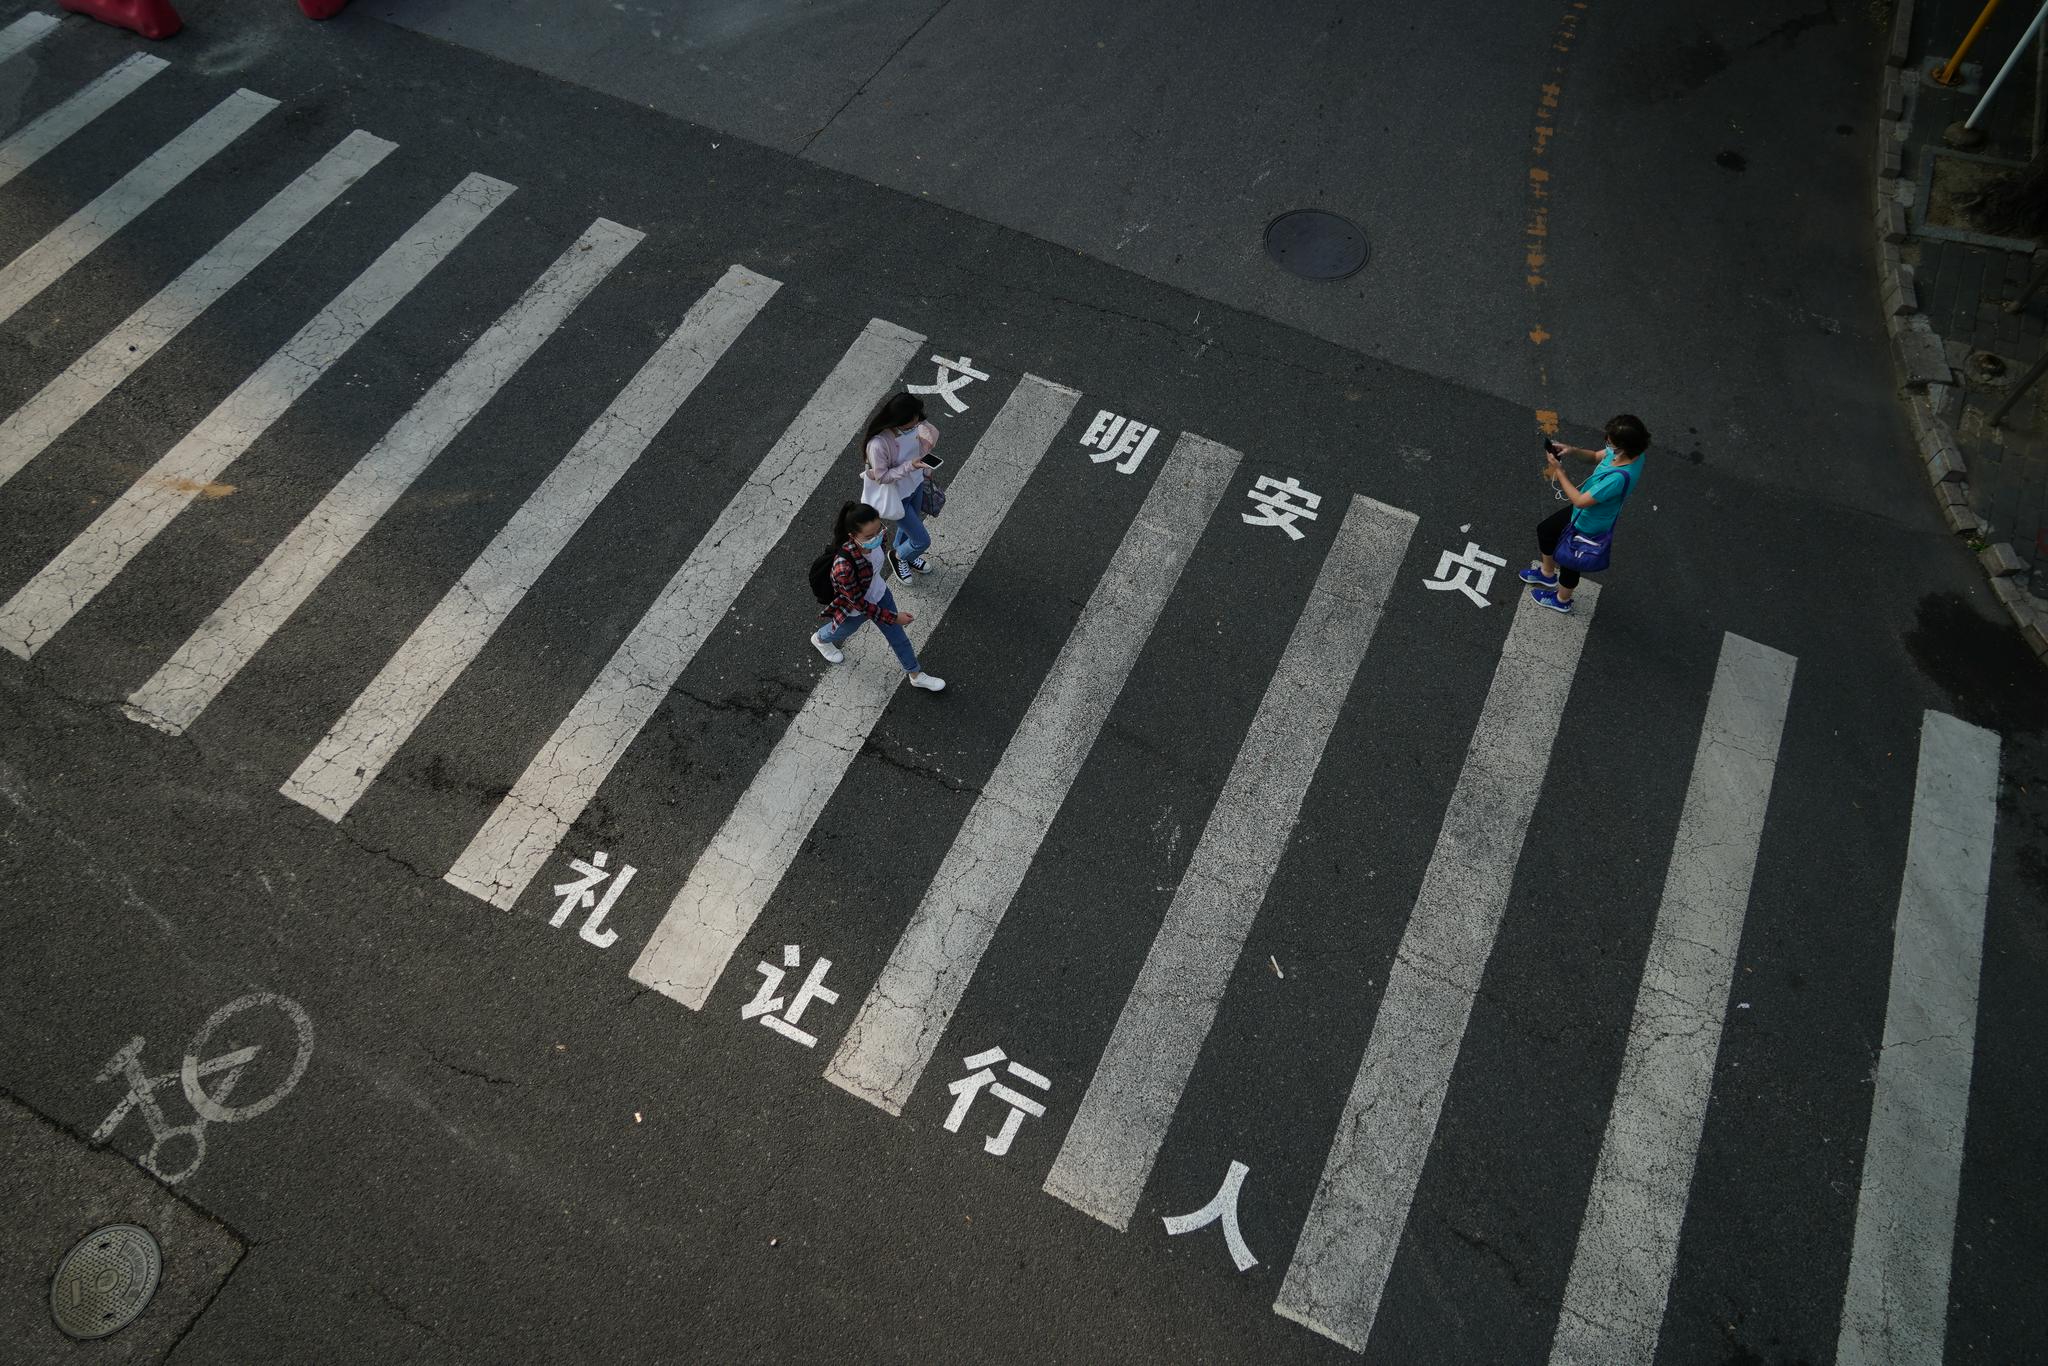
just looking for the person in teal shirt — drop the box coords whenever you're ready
[1520,413,1650,613]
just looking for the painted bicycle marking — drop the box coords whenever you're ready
[91,992,313,1184]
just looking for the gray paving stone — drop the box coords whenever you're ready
[0,1098,243,1365]
[1981,542,2027,575]
[1898,326,1952,386]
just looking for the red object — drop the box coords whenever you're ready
[61,0,182,39]
[298,0,349,15]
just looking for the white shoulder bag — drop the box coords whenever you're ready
[859,438,907,521]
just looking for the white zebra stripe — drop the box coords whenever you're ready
[0,129,394,492]
[0,87,277,329]
[0,172,512,660]
[0,53,169,192]
[0,12,58,66]
[1549,633,1797,1365]
[280,264,783,822]
[1043,493,1418,1228]
[125,217,640,736]
[1274,581,1601,1354]
[1836,711,2002,1366]
[446,331,1016,914]
[627,373,1087,1010]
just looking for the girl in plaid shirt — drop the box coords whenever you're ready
[810,501,947,692]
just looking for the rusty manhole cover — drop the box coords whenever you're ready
[50,1224,161,1339]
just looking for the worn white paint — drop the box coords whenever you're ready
[180,991,315,1124]
[549,849,637,950]
[740,945,841,1049]
[0,53,169,192]
[124,216,634,734]
[0,173,510,660]
[1549,633,1797,1365]
[1163,1159,1259,1272]
[442,316,935,910]
[1044,495,1417,1230]
[627,375,1079,1010]
[1422,540,1510,608]
[0,87,277,329]
[943,1046,1051,1157]
[0,11,58,65]
[1837,711,2002,1366]
[1241,474,1321,540]
[823,435,1246,1116]
[1078,408,1160,473]
[0,130,395,493]
[906,353,988,412]
[280,264,778,822]
[92,991,313,1185]
[1274,582,1600,1354]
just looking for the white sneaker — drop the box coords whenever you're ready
[908,672,946,692]
[810,629,844,664]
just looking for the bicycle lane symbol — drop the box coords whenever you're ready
[89,992,314,1185]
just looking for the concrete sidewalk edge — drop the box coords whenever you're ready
[0,1086,246,1362]
[1877,0,2048,662]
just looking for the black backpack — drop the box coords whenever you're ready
[808,544,855,605]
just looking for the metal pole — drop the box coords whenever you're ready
[1939,0,2006,85]
[1988,347,2048,424]
[2002,254,2048,311]
[1965,0,2048,130]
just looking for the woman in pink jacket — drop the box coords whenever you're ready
[859,393,940,584]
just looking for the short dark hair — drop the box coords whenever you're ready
[1604,413,1651,457]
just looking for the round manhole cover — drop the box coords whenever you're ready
[1263,209,1370,280]
[51,1224,161,1340]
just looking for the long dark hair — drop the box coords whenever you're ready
[863,393,925,445]
[832,500,882,547]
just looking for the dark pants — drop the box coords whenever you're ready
[1537,508,1581,589]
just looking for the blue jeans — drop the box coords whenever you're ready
[821,589,920,672]
[894,482,931,564]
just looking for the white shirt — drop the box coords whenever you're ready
[862,544,887,604]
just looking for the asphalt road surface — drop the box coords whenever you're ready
[0,1,2043,1363]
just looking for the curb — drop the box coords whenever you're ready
[1877,4,2048,662]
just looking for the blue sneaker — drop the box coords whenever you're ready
[1531,587,1573,614]
[1517,566,1558,587]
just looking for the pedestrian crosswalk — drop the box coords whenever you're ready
[1045,493,1416,1232]
[0,128,392,492]
[824,428,1238,1110]
[628,370,1078,1009]
[0,23,2014,1361]
[124,215,638,736]
[0,169,509,660]
[279,261,778,822]
[448,309,923,912]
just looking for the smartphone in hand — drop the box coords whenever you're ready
[921,454,946,470]
[1543,437,1563,456]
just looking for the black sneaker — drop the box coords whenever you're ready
[909,556,932,575]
